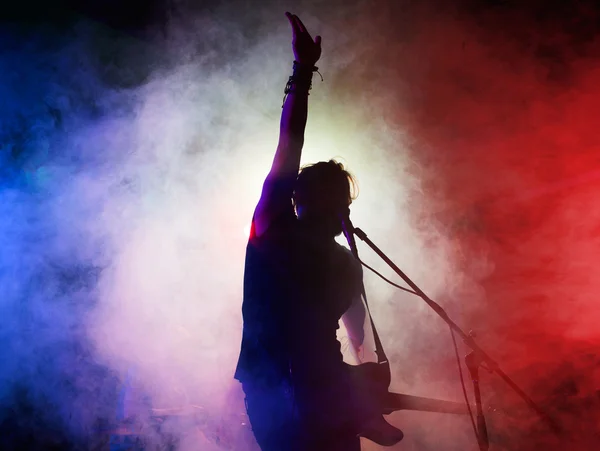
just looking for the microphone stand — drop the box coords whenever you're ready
[465,351,489,451]
[345,222,562,450]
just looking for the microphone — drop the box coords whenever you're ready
[340,209,359,259]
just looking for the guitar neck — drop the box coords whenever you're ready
[384,392,472,416]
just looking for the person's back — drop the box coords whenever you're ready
[235,198,367,451]
[235,207,362,386]
[235,199,366,450]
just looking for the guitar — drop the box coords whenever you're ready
[346,361,476,446]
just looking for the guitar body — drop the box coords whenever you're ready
[347,361,391,404]
[345,361,393,420]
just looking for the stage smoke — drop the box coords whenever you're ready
[1,1,598,450]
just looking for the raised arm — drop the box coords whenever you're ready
[253,13,322,237]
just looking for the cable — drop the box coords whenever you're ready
[358,258,418,295]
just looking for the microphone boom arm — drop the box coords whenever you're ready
[352,226,563,439]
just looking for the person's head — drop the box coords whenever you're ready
[292,159,358,238]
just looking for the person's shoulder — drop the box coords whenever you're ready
[336,243,353,258]
[335,243,363,274]
[335,242,355,258]
[247,216,299,252]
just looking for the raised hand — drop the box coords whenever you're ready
[285,12,322,66]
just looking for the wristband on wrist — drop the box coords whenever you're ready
[282,61,323,107]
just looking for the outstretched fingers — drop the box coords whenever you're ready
[285,12,309,35]
[292,14,307,33]
[285,12,299,35]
